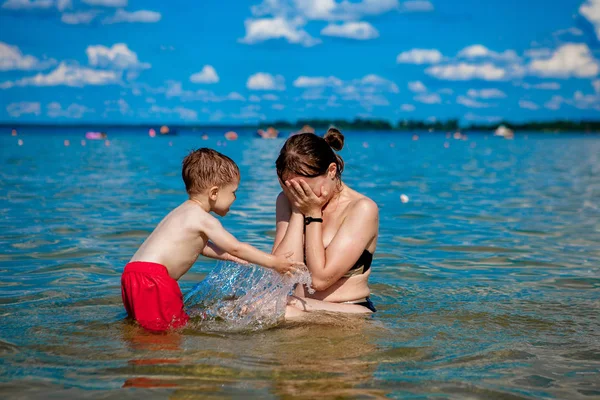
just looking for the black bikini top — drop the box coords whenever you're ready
[343,249,373,278]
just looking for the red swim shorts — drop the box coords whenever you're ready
[121,261,189,331]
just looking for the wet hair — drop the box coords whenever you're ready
[276,127,345,182]
[182,148,240,195]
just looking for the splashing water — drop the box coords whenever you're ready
[184,261,314,332]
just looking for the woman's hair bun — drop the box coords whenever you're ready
[324,127,344,151]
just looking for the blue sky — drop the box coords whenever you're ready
[1,0,600,124]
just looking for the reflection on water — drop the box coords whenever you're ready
[1,128,599,398]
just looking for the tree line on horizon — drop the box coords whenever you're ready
[267,118,600,132]
[3,118,600,132]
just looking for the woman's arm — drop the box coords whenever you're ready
[271,191,304,262]
[304,198,378,291]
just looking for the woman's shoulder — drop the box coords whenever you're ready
[347,190,378,217]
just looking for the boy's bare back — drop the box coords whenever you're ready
[130,201,213,280]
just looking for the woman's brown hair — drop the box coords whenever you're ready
[276,127,345,182]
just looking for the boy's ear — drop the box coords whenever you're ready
[208,186,219,200]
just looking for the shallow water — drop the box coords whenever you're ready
[1,127,599,399]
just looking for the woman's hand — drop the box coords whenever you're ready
[285,178,328,216]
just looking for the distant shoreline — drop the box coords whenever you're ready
[2,119,600,133]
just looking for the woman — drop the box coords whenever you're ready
[272,129,379,315]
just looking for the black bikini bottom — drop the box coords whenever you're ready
[354,297,377,313]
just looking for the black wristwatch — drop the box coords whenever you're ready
[304,216,323,225]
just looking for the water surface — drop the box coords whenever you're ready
[1,127,599,399]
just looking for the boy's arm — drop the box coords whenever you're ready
[201,241,248,264]
[202,215,301,273]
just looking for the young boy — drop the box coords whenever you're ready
[121,148,304,331]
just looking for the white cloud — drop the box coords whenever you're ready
[262,93,278,100]
[2,62,121,88]
[525,48,553,59]
[47,102,93,118]
[408,80,426,92]
[247,72,286,90]
[464,112,502,123]
[2,0,53,9]
[397,48,443,64]
[426,62,507,81]
[458,45,520,62]
[61,11,98,24]
[0,42,55,71]
[103,9,161,24]
[227,92,246,101]
[402,1,433,12]
[528,43,599,78]
[360,74,399,93]
[321,21,379,40]
[249,94,261,102]
[545,95,564,110]
[240,17,320,47]
[467,88,506,98]
[580,0,600,40]
[82,0,126,6]
[293,75,342,87]
[272,103,285,110]
[2,0,73,11]
[457,95,492,108]
[253,0,399,21]
[86,43,150,70]
[6,101,40,117]
[543,91,600,111]
[104,98,131,114]
[231,104,266,120]
[521,82,561,90]
[573,90,600,110]
[295,73,399,110]
[400,103,415,111]
[414,93,441,104]
[519,100,539,110]
[190,65,219,84]
[163,81,248,102]
[553,27,584,37]
[150,105,198,120]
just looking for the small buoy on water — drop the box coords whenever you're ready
[362,142,369,148]
[18,139,23,146]
[390,142,396,148]
[105,140,110,146]
[168,141,173,146]
[64,140,70,146]
[201,134,209,140]
[224,131,238,141]
[400,194,409,203]
[149,128,156,137]
[444,142,450,148]
[11,129,17,136]
[81,140,86,146]
[412,135,419,141]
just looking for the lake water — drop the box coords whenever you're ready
[1,127,599,399]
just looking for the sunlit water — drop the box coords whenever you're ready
[1,127,599,399]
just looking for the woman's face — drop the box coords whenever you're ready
[279,163,337,199]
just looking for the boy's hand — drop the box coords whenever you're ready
[272,251,305,275]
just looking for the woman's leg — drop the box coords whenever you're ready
[287,296,372,314]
